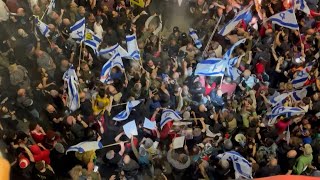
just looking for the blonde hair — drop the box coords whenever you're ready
[69,165,83,180]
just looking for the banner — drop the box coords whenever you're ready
[130,0,145,7]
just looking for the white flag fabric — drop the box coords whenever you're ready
[99,43,129,58]
[113,100,142,121]
[34,16,51,37]
[194,58,225,76]
[160,109,182,129]
[292,71,309,89]
[292,62,313,89]
[267,9,299,30]
[218,151,253,179]
[84,28,102,54]
[189,28,202,49]
[66,74,80,112]
[219,4,253,36]
[223,38,247,60]
[47,0,55,15]
[100,53,124,83]
[195,38,245,79]
[63,66,80,112]
[269,88,307,107]
[294,0,310,15]
[223,38,246,80]
[100,58,112,83]
[62,65,78,81]
[126,34,141,60]
[70,18,85,42]
[267,106,305,126]
[66,141,103,153]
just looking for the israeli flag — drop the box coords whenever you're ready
[64,66,80,112]
[160,109,182,129]
[267,9,299,30]
[34,16,51,37]
[292,62,313,89]
[62,65,78,81]
[126,34,141,60]
[195,58,224,76]
[47,0,55,15]
[189,28,202,49]
[230,68,242,81]
[270,88,307,107]
[113,100,143,121]
[99,43,129,58]
[267,106,305,125]
[292,71,308,89]
[294,0,310,15]
[67,77,80,112]
[225,57,240,80]
[84,29,102,54]
[218,151,252,179]
[100,53,124,83]
[195,38,245,79]
[70,18,85,42]
[100,58,112,83]
[66,141,103,153]
[219,4,253,36]
[223,38,246,80]
[223,38,246,60]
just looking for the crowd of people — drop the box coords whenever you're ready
[1,0,320,179]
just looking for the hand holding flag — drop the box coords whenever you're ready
[70,18,85,42]
[219,4,253,36]
[100,53,125,83]
[34,16,51,37]
[160,109,182,129]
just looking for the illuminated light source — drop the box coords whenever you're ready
[283,0,293,9]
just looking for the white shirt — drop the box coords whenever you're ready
[94,22,104,39]
[0,1,9,22]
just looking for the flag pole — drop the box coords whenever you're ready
[41,8,48,20]
[292,4,304,47]
[202,15,222,57]
[111,99,145,107]
[78,26,86,68]
[78,42,83,68]
[219,74,225,89]
[102,141,129,148]
[46,37,53,47]
[297,29,304,47]
[81,28,87,64]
